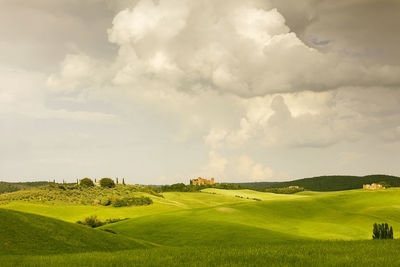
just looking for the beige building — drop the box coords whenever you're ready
[363,183,385,190]
[190,177,215,186]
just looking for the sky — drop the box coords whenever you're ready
[0,0,399,184]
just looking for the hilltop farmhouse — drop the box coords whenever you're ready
[190,177,215,186]
[363,183,385,190]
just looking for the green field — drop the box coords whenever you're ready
[1,186,400,266]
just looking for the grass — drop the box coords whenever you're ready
[0,191,247,222]
[1,240,400,266]
[1,187,400,265]
[99,188,400,244]
[202,188,305,200]
[0,209,149,255]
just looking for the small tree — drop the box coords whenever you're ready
[116,178,119,184]
[122,178,126,185]
[378,181,391,188]
[373,223,394,239]
[100,178,115,188]
[80,178,94,187]
[373,223,379,239]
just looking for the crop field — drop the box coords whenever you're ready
[1,187,400,266]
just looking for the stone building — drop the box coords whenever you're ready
[363,183,385,190]
[190,177,215,186]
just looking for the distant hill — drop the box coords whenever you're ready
[0,208,147,255]
[237,174,400,192]
[0,181,49,194]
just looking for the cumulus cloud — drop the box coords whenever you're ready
[46,53,107,96]
[42,0,400,181]
[1,0,400,182]
[204,86,400,150]
[199,150,281,182]
[103,0,400,99]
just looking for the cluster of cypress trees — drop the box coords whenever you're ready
[372,223,394,239]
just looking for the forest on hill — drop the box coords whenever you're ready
[0,181,49,194]
[237,175,400,191]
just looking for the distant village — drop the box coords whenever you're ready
[190,177,215,185]
[363,183,385,190]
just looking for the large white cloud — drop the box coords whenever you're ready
[105,0,400,98]
[1,0,400,182]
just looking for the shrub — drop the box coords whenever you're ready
[373,223,394,239]
[77,216,129,228]
[264,187,304,194]
[112,196,153,207]
[100,197,112,206]
[99,178,115,188]
[77,215,105,228]
[112,198,127,207]
[80,178,94,187]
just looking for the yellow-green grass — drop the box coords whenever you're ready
[99,188,400,245]
[2,188,400,242]
[0,192,246,223]
[202,188,306,200]
[1,240,400,267]
[0,208,149,255]
[2,188,400,248]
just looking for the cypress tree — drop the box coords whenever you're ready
[122,178,125,185]
[384,223,389,239]
[373,223,379,239]
[373,223,394,239]
[116,178,119,184]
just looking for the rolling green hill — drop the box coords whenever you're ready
[2,187,400,265]
[0,208,148,255]
[237,174,400,191]
[102,188,400,244]
[3,188,400,243]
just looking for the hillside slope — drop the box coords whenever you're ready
[2,188,400,249]
[0,208,148,255]
[238,174,400,191]
[105,188,400,244]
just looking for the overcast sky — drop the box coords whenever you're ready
[1,0,399,184]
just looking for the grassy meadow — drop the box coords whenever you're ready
[1,184,400,266]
